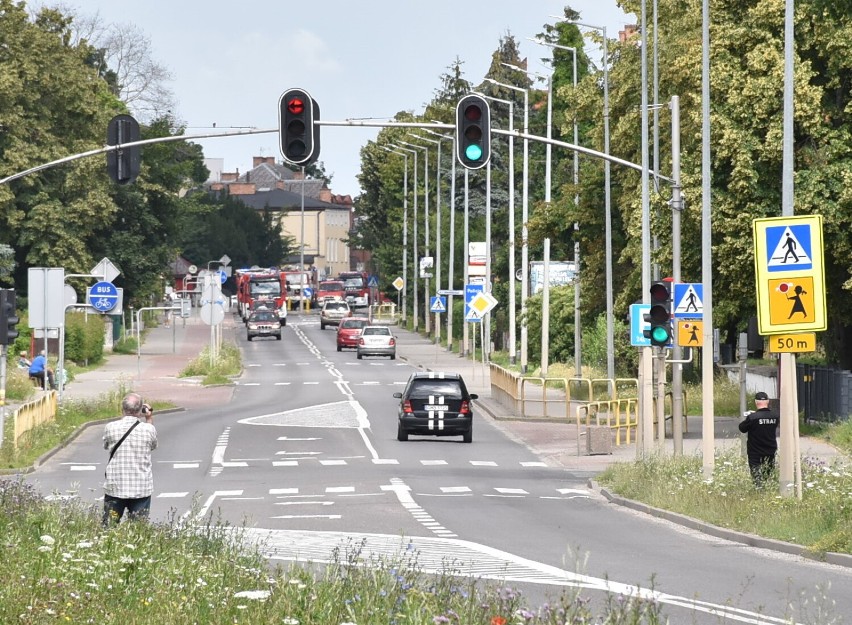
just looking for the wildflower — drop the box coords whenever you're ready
[77,541,93,549]
[282,619,300,625]
[491,617,507,625]
[234,590,271,600]
[433,617,450,624]
[120,556,134,564]
[38,545,53,552]
[40,535,56,545]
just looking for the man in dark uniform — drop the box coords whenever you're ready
[738,391,779,487]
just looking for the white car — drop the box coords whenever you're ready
[356,325,396,360]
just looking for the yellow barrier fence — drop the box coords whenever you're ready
[575,398,639,455]
[13,391,58,450]
[520,376,571,419]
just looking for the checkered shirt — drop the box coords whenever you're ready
[103,416,158,498]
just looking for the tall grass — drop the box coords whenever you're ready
[0,479,667,624]
[179,341,241,385]
[597,447,852,555]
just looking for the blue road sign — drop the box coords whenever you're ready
[303,287,313,299]
[368,275,379,288]
[88,281,119,313]
[217,269,228,284]
[464,284,483,323]
[430,296,447,313]
[673,283,704,319]
[630,304,651,347]
[765,223,813,273]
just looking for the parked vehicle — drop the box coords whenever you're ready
[320,300,351,329]
[393,372,478,443]
[336,317,370,351]
[356,325,396,360]
[246,310,282,341]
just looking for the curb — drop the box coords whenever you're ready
[590,480,852,569]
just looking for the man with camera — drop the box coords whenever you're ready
[102,392,158,526]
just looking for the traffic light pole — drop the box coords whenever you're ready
[0,344,7,449]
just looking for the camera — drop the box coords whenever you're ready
[141,404,152,416]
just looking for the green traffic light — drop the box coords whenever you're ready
[651,326,670,343]
[465,144,483,161]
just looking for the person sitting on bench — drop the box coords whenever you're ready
[28,350,56,390]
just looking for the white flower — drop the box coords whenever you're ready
[40,535,55,545]
[37,546,52,553]
[233,590,271,600]
[120,556,134,565]
[77,541,93,549]
[283,618,300,624]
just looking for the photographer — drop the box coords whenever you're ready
[102,392,158,526]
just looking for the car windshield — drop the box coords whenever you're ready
[407,380,464,400]
[343,278,365,289]
[325,302,348,311]
[362,327,390,336]
[250,312,277,322]
[340,319,368,329]
[250,280,281,296]
[319,282,344,292]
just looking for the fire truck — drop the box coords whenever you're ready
[281,268,316,307]
[235,268,288,324]
[338,271,371,308]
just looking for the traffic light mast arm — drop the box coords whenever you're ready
[2,121,673,186]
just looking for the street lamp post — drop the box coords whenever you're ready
[380,146,410,322]
[399,140,430,336]
[559,19,614,382]
[479,93,516,365]
[485,78,529,373]
[392,143,419,330]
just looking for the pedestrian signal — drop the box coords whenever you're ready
[106,114,141,185]
[643,281,672,347]
[0,288,19,346]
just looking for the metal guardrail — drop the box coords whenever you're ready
[575,399,639,455]
[13,391,57,450]
[520,376,572,419]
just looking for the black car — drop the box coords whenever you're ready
[246,310,282,341]
[393,372,478,443]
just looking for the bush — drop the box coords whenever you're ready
[64,312,106,365]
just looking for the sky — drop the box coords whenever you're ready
[62,0,636,197]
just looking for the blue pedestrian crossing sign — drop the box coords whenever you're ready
[368,275,379,288]
[430,296,447,313]
[464,283,483,323]
[673,283,703,319]
[765,224,813,272]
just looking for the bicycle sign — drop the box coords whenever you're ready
[87,281,119,313]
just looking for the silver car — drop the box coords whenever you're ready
[356,325,396,360]
[320,301,351,329]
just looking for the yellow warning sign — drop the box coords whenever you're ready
[767,276,817,328]
[677,320,703,347]
[767,333,816,353]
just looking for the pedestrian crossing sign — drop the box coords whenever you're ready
[753,215,825,334]
[677,320,704,347]
[430,296,447,313]
[673,283,703,319]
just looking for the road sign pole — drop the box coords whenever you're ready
[671,95,684,455]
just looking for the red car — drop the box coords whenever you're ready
[336,317,370,351]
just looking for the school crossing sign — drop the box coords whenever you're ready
[753,215,826,334]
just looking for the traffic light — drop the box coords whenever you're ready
[279,88,319,166]
[106,114,141,185]
[644,281,672,347]
[455,94,491,170]
[0,288,19,346]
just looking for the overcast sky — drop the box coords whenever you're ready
[63,1,635,197]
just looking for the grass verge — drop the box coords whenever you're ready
[179,341,241,385]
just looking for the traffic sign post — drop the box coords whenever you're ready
[88,281,119,313]
[673,283,704,319]
[753,215,826,334]
[464,283,484,323]
[677,320,704,347]
[429,296,447,314]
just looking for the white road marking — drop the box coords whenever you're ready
[273,461,299,467]
[319,459,347,466]
[194,490,243,519]
[246,364,262,367]
[303,381,319,385]
[241,382,261,386]
[382,477,456,538]
[274,382,291,386]
[276,451,321,455]
[273,363,287,366]
[173,463,199,469]
[470,460,497,466]
[157,492,188,498]
[359,381,381,385]
[521,461,548,467]
[275,501,334,506]
[277,437,321,441]
[269,488,299,495]
[490,488,529,496]
[70,465,96,471]
[557,488,592,496]
[221,461,248,468]
[325,486,355,493]
[440,486,472,493]
[421,460,448,466]
[372,459,399,464]
[271,514,341,520]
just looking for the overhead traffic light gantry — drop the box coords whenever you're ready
[455,94,491,170]
[279,88,319,166]
[644,281,672,347]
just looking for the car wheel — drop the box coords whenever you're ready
[357,353,363,360]
[281,319,287,326]
[320,323,326,330]
[463,424,473,443]
[397,422,409,442]
[337,345,342,352]
[247,335,253,342]
[390,353,396,360]
[276,334,282,340]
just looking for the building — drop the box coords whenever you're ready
[209,156,360,279]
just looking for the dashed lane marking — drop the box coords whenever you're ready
[470,460,498,466]
[421,460,448,466]
[157,492,188,498]
[70,465,96,471]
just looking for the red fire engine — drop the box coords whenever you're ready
[235,268,288,323]
[338,271,371,308]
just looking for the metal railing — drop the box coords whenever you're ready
[575,398,639,455]
[520,376,572,419]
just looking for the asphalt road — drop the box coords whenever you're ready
[24,313,852,624]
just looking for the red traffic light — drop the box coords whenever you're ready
[650,282,670,303]
[287,98,305,115]
[464,104,482,122]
